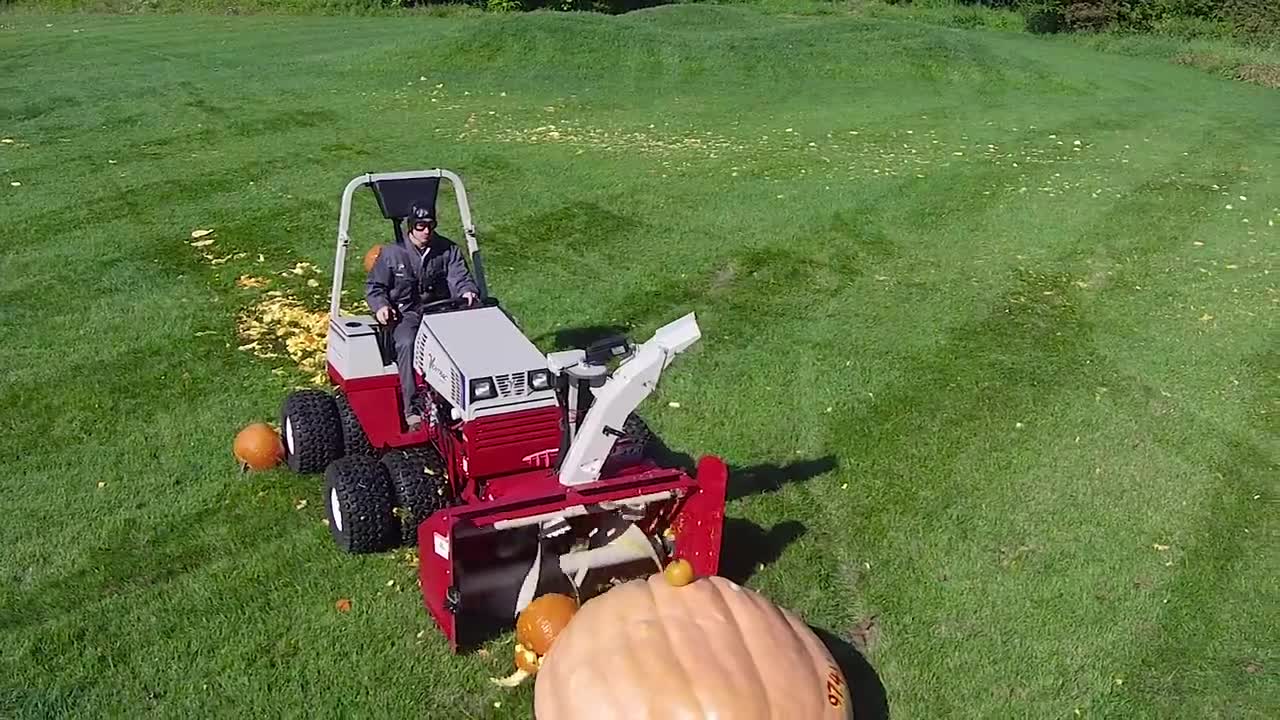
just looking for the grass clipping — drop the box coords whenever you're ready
[236,291,330,385]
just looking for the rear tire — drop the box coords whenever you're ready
[382,447,454,547]
[335,389,376,458]
[325,455,397,554]
[280,389,343,473]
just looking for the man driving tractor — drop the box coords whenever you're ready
[365,201,479,429]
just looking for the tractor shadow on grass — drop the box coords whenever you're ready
[648,433,839,503]
[533,324,631,353]
[719,518,807,586]
[646,432,836,586]
[810,625,891,720]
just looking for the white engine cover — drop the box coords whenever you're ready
[413,306,557,421]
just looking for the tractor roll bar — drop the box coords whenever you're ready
[330,169,490,318]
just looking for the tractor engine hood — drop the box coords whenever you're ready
[414,306,559,422]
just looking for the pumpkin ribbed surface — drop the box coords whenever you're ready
[534,574,854,720]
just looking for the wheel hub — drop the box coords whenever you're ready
[330,487,344,533]
[285,417,295,455]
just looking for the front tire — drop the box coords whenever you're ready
[325,455,397,554]
[280,389,343,473]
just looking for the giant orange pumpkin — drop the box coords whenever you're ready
[233,422,283,471]
[534,574,855,719]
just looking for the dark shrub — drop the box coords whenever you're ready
[1063,1,1117,32]
[1225,0,1280,38]
[1025,3,1067,33]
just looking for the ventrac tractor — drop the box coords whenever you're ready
[277,169,728,650]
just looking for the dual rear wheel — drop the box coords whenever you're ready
[279,388,451,554]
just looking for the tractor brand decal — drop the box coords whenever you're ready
[826,665,846,709]
[433,532,450,560]
[521,448,559,468]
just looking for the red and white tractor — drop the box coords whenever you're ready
[277,169,728,650]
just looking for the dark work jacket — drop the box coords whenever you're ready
[364,233,479,316]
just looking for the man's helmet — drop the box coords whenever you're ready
[409,202,436,227]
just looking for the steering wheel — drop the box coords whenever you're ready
[420,296,475,314]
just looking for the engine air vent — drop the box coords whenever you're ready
[450,368,462,406]
[493,372,527,398]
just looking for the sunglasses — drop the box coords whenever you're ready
[412,221,434,231]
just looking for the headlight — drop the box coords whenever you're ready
[528,369,553,391]
[470,377,496,401]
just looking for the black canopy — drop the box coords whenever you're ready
[368,175,441,244]
[369,175,440,220]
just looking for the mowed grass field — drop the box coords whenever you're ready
[1,6,1277,718]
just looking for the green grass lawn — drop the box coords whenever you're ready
[1,6,1277,718]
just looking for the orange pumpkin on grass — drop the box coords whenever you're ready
[233,422,283,471]
[534,573,855,719]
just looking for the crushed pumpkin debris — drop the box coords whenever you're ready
[236,293,331,385]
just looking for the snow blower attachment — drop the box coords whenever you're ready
[279,168,727,652]
[418,313,727,650]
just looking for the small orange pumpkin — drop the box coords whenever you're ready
[663,558,695,587]
[233,422,283,471]
[535,574,854,719]
[362,244,384,274]
[516,593,578,656]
